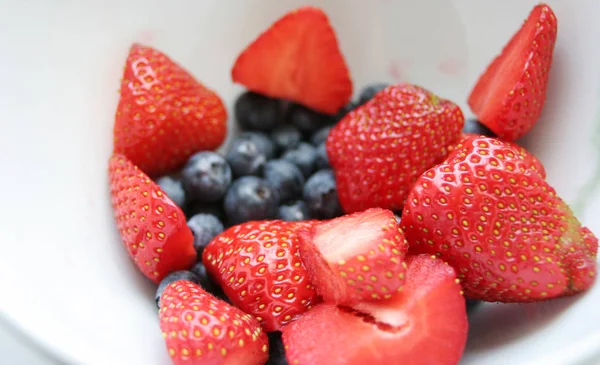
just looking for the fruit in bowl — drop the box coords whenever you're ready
[2,1,600,365]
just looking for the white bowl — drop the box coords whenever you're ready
[1,0,599,364]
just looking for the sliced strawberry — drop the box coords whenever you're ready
[203,220,320,332]
[108,154,196,283]
[327,83,464,213]
[282,255,468,365]
[231,6,352,114]
[159,280,268,365]
[468,4,557,141]
[402,136,598,302]
[114,43,227,176]
[298,208,409,304]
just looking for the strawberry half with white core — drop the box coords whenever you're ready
[298,208,409,304]
[282,255,468,365]
[108,154,196,283]
[402,136,598,302]
[159,280,268,365]
[468,4,557,141]
[231,6,352,114]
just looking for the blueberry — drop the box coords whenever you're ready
[190,262,226,299]
[278,200,310,222]
[394,213,402,224]
[187,213,224,257]
[466,299,482,313]
[181,152,232,203]
[303,169,342,219]
[271,124,302,152]
[334,102,357,122]
[226,132,276,177]
[264,160,305,203]
[184,201,226,221]
[463,119,496,137]
[239,132,277,159]
[234,91,284,132]
[155,270,200,307]
[314,143,329,170]
[267,332,288,365]
[288,103,333,135]
[224,176,279,224]
[281,142,317,178]
[357,82,389,106]
[155,176,186,208]
[310,126,331,146]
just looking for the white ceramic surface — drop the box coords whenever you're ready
[1,0,599,364]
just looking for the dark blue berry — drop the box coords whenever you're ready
[466,299,482,313]
[314,143,329,170]
[264,160,305,203]
[334,102,357,122]
[357,82,389,106]
[303,169,342,219]
[155,270,200,307]
[155,176,186,208]
[394,213,402,224]
[185,201,226,221]
[288,103,333,135]
[190,262,227,300]
[224,176,279,224]
[310,126,331,146]
[187,213,224,257]
[181,152,232,203]
[239,132,276,159]
[463,119,496,137]
[271,124,302,152]
[234,91,284,132]
[267,332,288,365]
[281,142,317,178]
[278,200,310,222]
[226,132,276,177]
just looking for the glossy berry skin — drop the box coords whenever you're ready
[113,44,227,176]
[314,143,330,170]
[279,201,310,222]
[224,176,280,225]
[288,104,333,135]
[232,6,352,114]
[264,160,305,203]
[310,126,332,147]
[271,125,302,152]
[181,151,232,203]
[303,169,342,219]
[155,270,200,307]
[468,4,557,141]
[282,142,317,178]
[108,154,196,283]
[282,255,467,365]
[402,136,598,302]
[187,213,224,256]
[155,176,186,208]
[235,91,284,132]
[357,82,389,106]
[159,280,269,365]
[227,133,275,177]
[462,119,496,137]
[203,220,319,332]
[327,83,464,214]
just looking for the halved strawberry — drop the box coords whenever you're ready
[159,280,268,365]
[282,255,468,365]
[108,154,196,283]
[468,4,557,141]
[298,208,409,304]
[231,6,352,114]
[114,43,227,176]
[203,220,319,332]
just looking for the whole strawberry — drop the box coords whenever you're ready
[327,83,464,214]
[114,43,227,177]
[203,220,319,332]
[402,136,598,302]
[159,280,268,365]
[108,154,196,283]
[468,4,557,141]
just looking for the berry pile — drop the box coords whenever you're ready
[107,4,597,365]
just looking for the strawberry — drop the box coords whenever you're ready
[468,4,557,141]
[402,136,598,302]
[108,154,196,283]
[298,208,409,304]
[202,220,319,332]
[114,43,227,177]
[327,83,464,214]
[231,6,352,115]
[282,255,468,365]
[159,280,268,365]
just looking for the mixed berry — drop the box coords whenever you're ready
[107,4,598,365]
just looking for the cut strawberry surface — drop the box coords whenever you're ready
[231,6,352,114]
[298,208,409,304]
[468,4,557,141]
[282,255,468,365]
